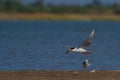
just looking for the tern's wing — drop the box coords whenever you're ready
[79,29,95,49]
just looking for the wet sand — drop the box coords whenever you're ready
[0,70,119,80]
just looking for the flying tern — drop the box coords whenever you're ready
[66,29,95,55]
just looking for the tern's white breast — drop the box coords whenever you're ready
[75,48,87,52]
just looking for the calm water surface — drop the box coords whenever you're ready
[0,21,120,70]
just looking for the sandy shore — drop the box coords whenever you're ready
[0,70,119,80]
[0,13,120,21]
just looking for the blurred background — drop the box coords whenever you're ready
[0,0,119,20]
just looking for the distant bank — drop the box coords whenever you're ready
[0,13,120,21]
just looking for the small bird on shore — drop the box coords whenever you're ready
[66,29,95,55]
[83,59,90,70]
[83,59,96,72]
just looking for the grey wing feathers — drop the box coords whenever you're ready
[79,29,95,49]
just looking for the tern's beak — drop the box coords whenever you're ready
[66,49,71,54]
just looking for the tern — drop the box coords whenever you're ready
[83,59,90,69]
[66,29,95,55]
[83,59,96,72]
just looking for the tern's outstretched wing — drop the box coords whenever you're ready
[79,29,95,49]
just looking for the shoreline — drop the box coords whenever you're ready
[0,70,120,80]
[0,13,120,21]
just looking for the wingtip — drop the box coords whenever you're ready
[91,29,95,34]
[92,29,95,32]
[88,28,95,38]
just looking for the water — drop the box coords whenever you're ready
[0,21,120,70]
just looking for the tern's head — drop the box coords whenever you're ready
[66,47,75,54]
[83,59,90,68]
[85,59,88,63]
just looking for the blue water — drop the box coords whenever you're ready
[0,21,120,71]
